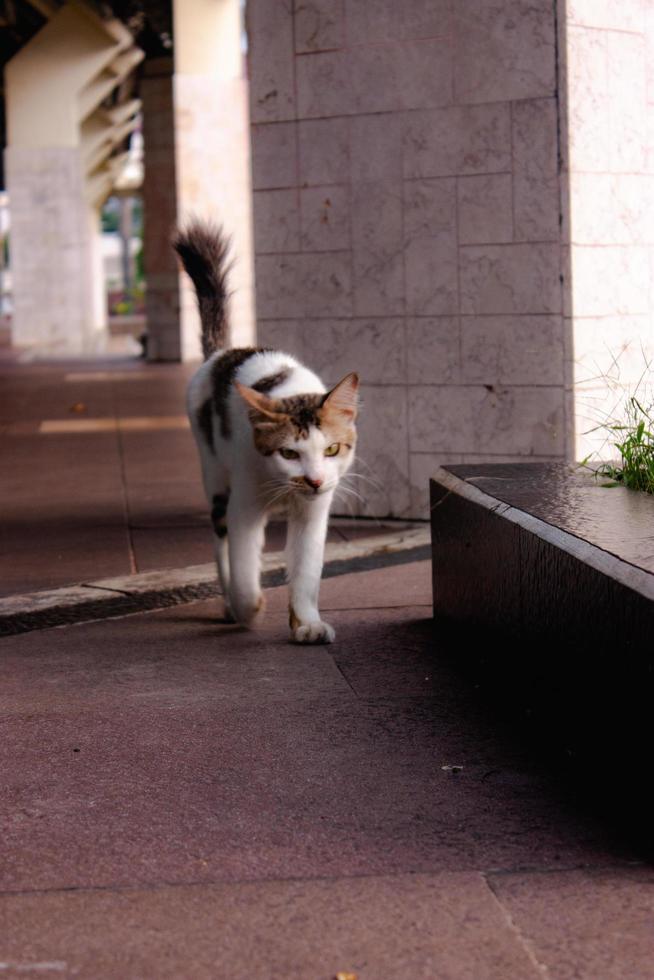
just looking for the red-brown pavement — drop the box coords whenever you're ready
[1,359,653,979]
[0,359,369,595]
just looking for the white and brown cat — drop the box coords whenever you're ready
[174,222,359,644]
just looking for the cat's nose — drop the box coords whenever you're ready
[304,476,323,492]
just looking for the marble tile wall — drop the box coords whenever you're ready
[563,1,654,461]
[248,0,567,517]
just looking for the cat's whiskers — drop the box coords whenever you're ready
[258,480,292,510]
[258,477,287,492]
[332,485,363,519]
[342,470,384,493]
[334,483,366,508]
[339,472,367,494]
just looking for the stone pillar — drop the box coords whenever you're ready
[142,0,256,361]
[4,1,142,356]
[248,0,567,518]
[173,0,256,356]
[4,147,93,352]
[141,58,182,361]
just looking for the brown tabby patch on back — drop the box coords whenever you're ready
[212,348,269,437]
[252,368,290,394]
[196,398,214,452]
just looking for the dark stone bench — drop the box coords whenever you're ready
[430,462,654,649]
[429,463,654,835]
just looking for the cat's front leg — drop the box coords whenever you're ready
[286,490,334,644]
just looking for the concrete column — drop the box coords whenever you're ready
[173,0,256,357]
[4,1,142,356]
[141,58,182,361]
[141,0,256,361]
[4,146,93,352]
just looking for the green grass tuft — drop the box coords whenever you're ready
[591,395,654,494]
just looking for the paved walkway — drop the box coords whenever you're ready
[1,358,652,978]
[0,358,397,597]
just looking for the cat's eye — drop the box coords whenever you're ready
[279,447,300,460]
[324,443,340,457]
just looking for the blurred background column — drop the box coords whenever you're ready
[4,1,142,356]
[172,0,256,356]
[143,0,256,361]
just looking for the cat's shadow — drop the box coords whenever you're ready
[162,610,241,631]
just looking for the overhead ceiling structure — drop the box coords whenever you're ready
[0,0,173,188]
[5,2,143,209]
[0,0,172,61]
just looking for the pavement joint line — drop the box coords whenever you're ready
[0,860,636,900]
[0,527,431,637]
[79,583,134,597]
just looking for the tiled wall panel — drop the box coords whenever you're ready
[250,0,567,517]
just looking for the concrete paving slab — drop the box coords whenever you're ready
[0,695,623,893]
[489,867,654,979]
[265,558,433,614]
[0,434,124,483]
[119,430,201,485]
[0,524,133,598]
[125,480,207,527]
[1,588,630,894]
[0,371,116,423]
[130,525,214,572]
[2,494,127,526]
[0,873,542,980]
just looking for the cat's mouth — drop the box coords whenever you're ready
[294,482,333,497]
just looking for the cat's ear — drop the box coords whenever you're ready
[322,372,359,420]
[235,382,288,425]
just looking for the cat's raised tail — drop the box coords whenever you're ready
[173,221,231,360]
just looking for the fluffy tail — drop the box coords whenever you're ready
[173,221,231,359]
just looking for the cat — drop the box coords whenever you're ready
[174,222,359,644]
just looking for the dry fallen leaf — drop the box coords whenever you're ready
[69,402,87,414]
[335,973,357,980]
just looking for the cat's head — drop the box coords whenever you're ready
[236,373,359,498]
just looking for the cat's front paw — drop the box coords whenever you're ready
[291,620,335,645]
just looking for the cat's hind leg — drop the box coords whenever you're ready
[187,365,236,621]
[196,446,233,621]
[226,488,268,627]
[209,487,235,622]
